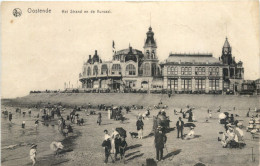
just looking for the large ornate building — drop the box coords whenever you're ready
[79,27,162,92]
[79,26,244,94]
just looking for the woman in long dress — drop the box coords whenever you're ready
[110,128,119,154]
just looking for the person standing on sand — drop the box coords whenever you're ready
[110,129,119,154]
[108,109,111,119]
[114,134,121,161]
[35,120,39,130]
[22,121,26,128]
[136,118,144,139]
[8,112,12,122]
[97,113,102,125]
[102,135,112,164]
[119,137,127,162]
[29,144,37,166]
[154,126,167,161]
[176,117,184,139]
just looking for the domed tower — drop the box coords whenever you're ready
[144,27,157,60]
[141,26,160,77]
[221,37,232,65]
[92,50,100,63]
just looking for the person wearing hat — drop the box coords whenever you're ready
[176,117,184,139]
[154,126,167,161]
[136,118,144,139]
[102,135,112,164]
[30,144,37,166]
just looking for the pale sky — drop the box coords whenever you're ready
[1,1,260,98]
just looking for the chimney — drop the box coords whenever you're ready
[89,55,91,59]
[95,50,97,55]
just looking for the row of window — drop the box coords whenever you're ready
[83,64,136,76]
[167,67,219,76]
[167,79,220,90]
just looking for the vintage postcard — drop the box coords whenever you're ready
[1,1,260,166]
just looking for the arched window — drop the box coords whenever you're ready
[126,64,136,76]
[101,64,108,75]
[83,67,87,76]
[151,50,155,59]
[111,64,122,75]
[87,67,91,76]
[144,63,150,75]
[93,65,98,76]
[151,63,157,76]
[146,51,150,59]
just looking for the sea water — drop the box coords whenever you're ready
[1,107,64,166]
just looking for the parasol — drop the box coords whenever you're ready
[115,127,127,138]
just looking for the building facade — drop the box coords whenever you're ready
[79,26,244,94]
[79,27,162,92]
[161,53,224,94]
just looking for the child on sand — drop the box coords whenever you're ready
[29,144,37,166]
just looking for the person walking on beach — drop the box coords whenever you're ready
[154,126,167,161]
[102,135,112,164]
[29,144,37,166]
[97,113,102,125]
[110,128,119,154]
[176,117,184,139]
[136,118,144,139]
[119,137,127,162]
[114,134,121,161]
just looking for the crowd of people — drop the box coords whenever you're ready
[2,102,259,166]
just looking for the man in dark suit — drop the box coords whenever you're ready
[176,117,184,139]
[154,126,167,161]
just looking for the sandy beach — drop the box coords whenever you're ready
[1,93,260,166]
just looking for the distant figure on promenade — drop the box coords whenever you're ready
[154,126,167,161]
[97,113,102,125]
[136,118,144,139]
[29,144,37,166]
[176,117,184,139]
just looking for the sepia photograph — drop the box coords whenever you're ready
[1,1,260,166]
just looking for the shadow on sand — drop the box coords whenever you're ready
[143,133,154,139]
[126,144,142,150]
[125,151,140,158]
[126,153,144,162]
[164,149,181,160]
